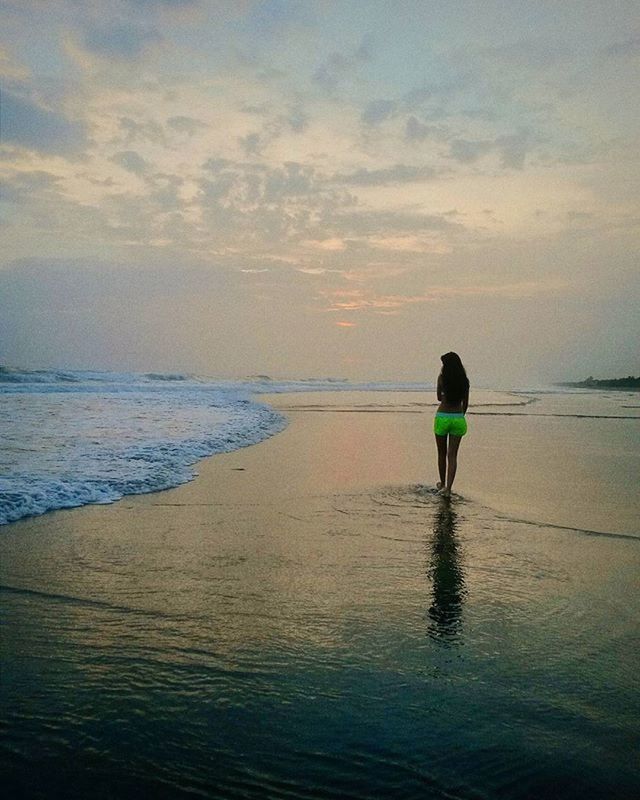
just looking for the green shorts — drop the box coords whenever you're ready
[434,412,467,437]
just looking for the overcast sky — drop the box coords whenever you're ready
[1,0,638,386]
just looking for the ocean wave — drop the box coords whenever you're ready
[0,382,286,525]
[0,366,203,387]
[143,372,190,382]
[0,365,83,383]
[0,366,436,395]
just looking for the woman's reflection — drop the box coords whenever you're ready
[427,500,467,644]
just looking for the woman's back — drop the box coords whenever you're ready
[437,353,469,414]
[437,377,467,413]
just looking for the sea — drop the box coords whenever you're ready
[1,367,639,799]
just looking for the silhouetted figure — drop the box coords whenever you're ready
[427,501,466,643]
[434,352,469,497]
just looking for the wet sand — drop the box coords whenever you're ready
[2,392,639,799]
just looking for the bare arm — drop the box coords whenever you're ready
[462,387,469,415]
[437,374,443,402]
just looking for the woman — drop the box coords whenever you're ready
[434,352,469,497]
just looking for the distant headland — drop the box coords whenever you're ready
[556,376,640,390]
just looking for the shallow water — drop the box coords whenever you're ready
[2,486,638,799]
[272,389,640,536]
[1,390,639,799]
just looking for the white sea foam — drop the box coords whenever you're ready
[0,370,289,524]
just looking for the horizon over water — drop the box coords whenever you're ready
[1,367,639,799]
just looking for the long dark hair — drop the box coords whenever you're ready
[440,352,469,402]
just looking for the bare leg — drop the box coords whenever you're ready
[445,435,463,494]
[435,434,447,489]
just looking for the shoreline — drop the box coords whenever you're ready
[2,388,639,537]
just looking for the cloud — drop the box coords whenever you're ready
[313,52,351,91]
[235,105,308,155]
[336,210,458,237]
[320,279,568,315]
[313,41,370,92]
[449,138,494,163]
[449,130,531,169]
[82,22,162,60]
[110,150,150,175]
[263,162,316,199]
[332,164,439,186]
[243,0,309,39]
[0,88,86,154]
[166,115,208,135]
[285,104,308,133]
[238,131,263,156]
[494,130,531,169]
[119,116,166,145]
[0,169,62,204]
[405,116,442,142]
[361,99,396,126]
[199,159,350,209]
[241,101,308,140]
[297,263,346,274]
[300,242,346,254]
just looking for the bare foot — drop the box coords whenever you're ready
[436,481,443,491]
[440,487,451,498]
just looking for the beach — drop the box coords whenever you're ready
[2,389,639,799]
[5,0,640,795]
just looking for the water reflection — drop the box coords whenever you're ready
[427,500,467,644]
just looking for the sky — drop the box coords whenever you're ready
[1,0,638,386]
